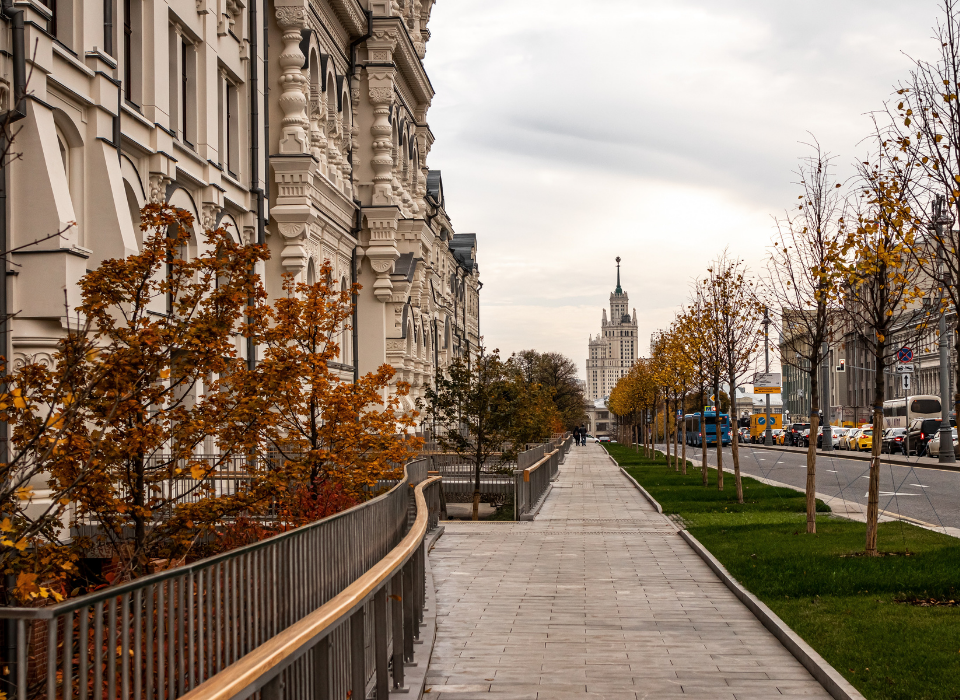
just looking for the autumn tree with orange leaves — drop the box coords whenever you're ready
[252,267,422,524]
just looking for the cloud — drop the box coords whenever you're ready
[422,0,942,377]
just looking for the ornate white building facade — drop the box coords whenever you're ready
[586,260,638,401]
[0,0,480,416]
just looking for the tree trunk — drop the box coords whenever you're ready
[701,385,708,486]
[681,407,687,476]
[807,371,820,535]
[473,448,482,521]
[672,396,679,471]
[715,376,724,491]
[729,376,743,504]
[865,345,886,555]
[665,399,671,467]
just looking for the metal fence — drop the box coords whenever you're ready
[0,459,440,700]
[514,442,562,520]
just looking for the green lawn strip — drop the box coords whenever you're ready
[606,443,960,700]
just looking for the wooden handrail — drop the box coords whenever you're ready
[523,450,558,482]
[179,475,443,700]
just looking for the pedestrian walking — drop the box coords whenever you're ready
[574,427,581,446]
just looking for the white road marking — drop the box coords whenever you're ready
[865,492,921,497]
[826,470,838,473]
[910,484,930,488]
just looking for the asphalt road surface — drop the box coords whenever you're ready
[664,443,960,531]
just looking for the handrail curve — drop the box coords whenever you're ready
[179,475,442,700]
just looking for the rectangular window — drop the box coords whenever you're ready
[226,81,239,175]
[123,0,141,105]
[169,26,197,145]
[104,0,114,55]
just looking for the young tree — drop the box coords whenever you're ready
[693,284,727,490]
[843,137,927,555]
[426,348,547,520]
[762,142,848,531]
[886,0,960,422]
[11,204,274,580]
[702,253,762,503]
[677,304,713,486]
[252,266,422,522]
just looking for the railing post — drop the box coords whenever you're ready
[262,674,282,700]
[391,573,405,689]
[350,608,365,700]
[374,588,389,699]
[414,545,424,635]
[402,561,415,663]
[313,636,330,700]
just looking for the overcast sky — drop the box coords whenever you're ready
[422,0,941,380]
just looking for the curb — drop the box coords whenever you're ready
[618,467,662,514]
[408,532,440,700]
[519,483,553,521]
[745,443,960,473]
[609,451,864,700]
[679,530,865,700]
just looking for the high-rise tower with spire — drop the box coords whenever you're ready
[586,257,639,401]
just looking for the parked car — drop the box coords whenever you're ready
[598,436,612,443]
[584,434,599,443]
[839,429,860,450]
[830,427,849,448]
[906,418,956,456]
[788,422,810,446]
[881,427,907,454]
[853,428,873,451]
[926,428,960,457]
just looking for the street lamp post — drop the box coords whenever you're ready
[822,341,833,451]
[933,196,956,464]
[763,307,773,445]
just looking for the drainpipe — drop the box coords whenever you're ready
[247,0,264,371]
[0,0,26,679]
[347,11,371,385]
[0,0,27,407]
[262,0,270,216]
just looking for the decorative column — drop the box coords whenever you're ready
[368,77,394,206]
[364,213,399,302]
[275,5,310,154]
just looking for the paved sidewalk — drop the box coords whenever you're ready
[426,443,832,699]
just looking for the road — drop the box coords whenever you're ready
[662,443,960,530]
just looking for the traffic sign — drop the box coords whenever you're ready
[895,364,915,374]
[757,416,766,425]
[897,346,914,363]
[902,374,911,390]
[754,372,782,394]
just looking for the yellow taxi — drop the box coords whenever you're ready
[853,428,873,451]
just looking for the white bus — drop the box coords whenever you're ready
[882,394,941,429]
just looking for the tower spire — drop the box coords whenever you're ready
[615,256,622,294]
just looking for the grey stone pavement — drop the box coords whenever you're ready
[426,443,832,699]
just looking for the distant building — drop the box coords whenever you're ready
[586,258,639,401]
[585,399,613,436]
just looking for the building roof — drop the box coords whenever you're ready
[426,170,444,208]
[392,253,420,281]
[450,233,477,272]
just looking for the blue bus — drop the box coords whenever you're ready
[684,411,732,447]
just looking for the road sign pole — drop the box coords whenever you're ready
[822,341,832,451]
[934,197,956,463]
[763,307,772,446]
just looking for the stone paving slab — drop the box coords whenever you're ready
[426,443,832,699]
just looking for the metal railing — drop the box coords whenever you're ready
[514,444,560,520]
[0,459,440,700]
